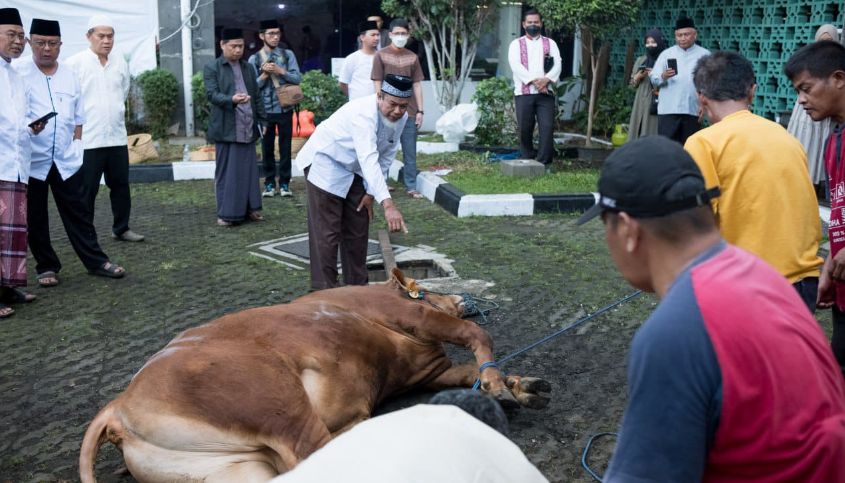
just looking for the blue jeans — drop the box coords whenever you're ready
[400,119,417,191]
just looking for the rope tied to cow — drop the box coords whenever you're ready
[404,288,500,326]
[460,293,499,325]
[470,290,643,391]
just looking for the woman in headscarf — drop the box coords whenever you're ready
[627,29,667,141]
[787,24,840,188]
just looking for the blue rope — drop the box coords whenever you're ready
[581,432,618,481]
[460,293,499,326]
[471,290,642,391]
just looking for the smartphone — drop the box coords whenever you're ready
[28,111,58,128]
[667,58,678,73]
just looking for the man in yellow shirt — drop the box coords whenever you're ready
[685,51,822,312]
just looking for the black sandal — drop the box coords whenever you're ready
[88,262,126,279]
[0,287,36,303]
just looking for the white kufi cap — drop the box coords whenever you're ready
[87,14,114,30]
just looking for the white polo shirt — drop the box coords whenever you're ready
[15,60,85,181]
[66,48,130,149]
[0,57,32,183]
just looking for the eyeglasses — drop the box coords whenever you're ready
[675,32,695,38]
[32,40,61,49]
[264,32,281,37]
[3,31,25,42]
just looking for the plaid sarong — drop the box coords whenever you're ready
[0,181,28,287]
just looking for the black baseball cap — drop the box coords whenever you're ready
[576,136,719,225]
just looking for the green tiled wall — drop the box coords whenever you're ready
[608,0,842,119]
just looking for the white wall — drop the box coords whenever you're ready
[1,0,159,75]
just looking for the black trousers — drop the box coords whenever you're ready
[305,173,369,291]
[80,146,132,236]
[832,307,845,381]
[515,93,556,165]
[28,165,109,274]
[657,114,701,145]
[262,111,294,187]
[793,277,819,314]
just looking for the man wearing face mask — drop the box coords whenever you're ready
[684,51,822,312]
[507,9,561,171]
[371,18,425,199]
[294,74,411,291]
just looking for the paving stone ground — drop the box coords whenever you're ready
[0,177,833,482]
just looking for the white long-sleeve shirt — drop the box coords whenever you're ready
[0,57,32,183]
[508,35,562,96]
[295,94,406,204]
[66,48,130,149]
[15,60,85,181]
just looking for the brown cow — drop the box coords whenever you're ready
[79,269,550,482]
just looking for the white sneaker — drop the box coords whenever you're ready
[279,184,292,197]
[262,183,276,198]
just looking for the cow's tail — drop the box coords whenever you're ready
[79,402,118,483]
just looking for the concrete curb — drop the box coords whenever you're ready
[401,164,597,218]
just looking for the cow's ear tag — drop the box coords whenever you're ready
[408,290,424,299]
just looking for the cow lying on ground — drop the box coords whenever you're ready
[80,268,550,482]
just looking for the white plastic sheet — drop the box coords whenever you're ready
[435,103,480,143]
[1,0,159,75]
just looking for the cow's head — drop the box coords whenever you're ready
[388,268,465,317]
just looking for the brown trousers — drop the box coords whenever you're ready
[306,174,370,290]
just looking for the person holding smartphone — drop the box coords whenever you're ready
[628,29,666,141]
[649,16,710,144]
[16,18,126,287]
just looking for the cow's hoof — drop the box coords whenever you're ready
[506,376,552,409]
[517,377,552,394]
[490,388,521,409]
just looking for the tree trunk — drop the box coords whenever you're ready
[586,53,598,148]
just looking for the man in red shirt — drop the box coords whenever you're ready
[786,40,845,378]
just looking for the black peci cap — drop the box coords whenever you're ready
[30,19,61,37]
[259,19,279,31]
[381,74,413,98]
[0,8,22,26]
[359,20,380,34]
[576,136,719,225]
[675,16,696,30]
[220,28,243,40]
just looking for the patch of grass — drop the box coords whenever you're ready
[415,150,598,194]
[446,167,598,194]
[417,133,445,143]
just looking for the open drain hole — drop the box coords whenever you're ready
[367,260,449,282]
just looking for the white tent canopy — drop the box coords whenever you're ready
[0,0,159,75]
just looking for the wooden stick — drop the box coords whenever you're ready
[378,229,397,274]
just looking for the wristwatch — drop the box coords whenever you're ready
[417,111,424,114]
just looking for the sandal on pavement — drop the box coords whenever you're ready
[0,303,14,318]
[406,190,424,199]
[37,271,59,288]
[88,262,126,279]
[248,211,265,222]
[0,287,36,303]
